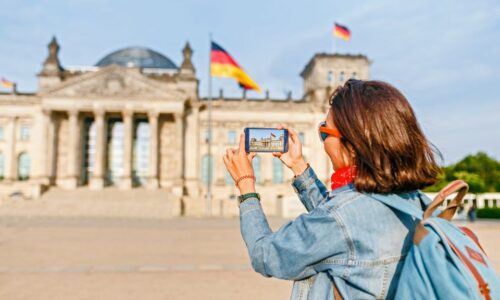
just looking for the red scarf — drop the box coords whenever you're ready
[331,166,357,190]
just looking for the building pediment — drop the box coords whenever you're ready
[41,65,184,100]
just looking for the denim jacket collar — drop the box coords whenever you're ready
[329,183,355,198]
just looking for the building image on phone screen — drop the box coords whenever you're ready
[249,129,284,151]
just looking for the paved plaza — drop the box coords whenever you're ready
[0,217,498,300]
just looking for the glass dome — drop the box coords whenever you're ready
[96,47,177,69]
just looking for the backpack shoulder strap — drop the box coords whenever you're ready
[424,180,468,220]
[365,193,424,220]
[365,180,469,221]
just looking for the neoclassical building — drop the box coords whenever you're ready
[0,37,370,216]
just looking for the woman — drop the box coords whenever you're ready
[223,79,441,299]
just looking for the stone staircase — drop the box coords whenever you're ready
[0,182,41,200]
[0,187,181,219]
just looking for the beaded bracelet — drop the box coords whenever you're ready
[235,174,256,187]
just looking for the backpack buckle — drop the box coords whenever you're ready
[479,283,490,296]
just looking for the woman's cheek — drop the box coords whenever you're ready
[324,139,336,164]
[325,138,348,170]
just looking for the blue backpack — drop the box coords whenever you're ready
[370,180,500,300]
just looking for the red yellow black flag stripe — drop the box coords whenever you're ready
[333,23,351,41]
[0,78,14,89]
[210,41,261,92]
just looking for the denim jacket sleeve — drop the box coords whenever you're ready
[291,166,329,212]
[239,197,348,281]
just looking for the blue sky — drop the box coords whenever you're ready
[248,129,284,141]
[0,0,499,164]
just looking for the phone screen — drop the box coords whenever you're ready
[245,128,288,153]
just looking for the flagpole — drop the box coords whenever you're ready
[332,24,337,54]
[207,32,213,216]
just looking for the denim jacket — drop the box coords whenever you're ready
[239,166,432,299]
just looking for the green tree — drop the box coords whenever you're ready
[452,171,486,193]
[424,152,499,193]
[451,152,499,192]
[424,171,449,192]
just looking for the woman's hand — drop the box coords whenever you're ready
[223,132,257,195]
[273,125,308,176]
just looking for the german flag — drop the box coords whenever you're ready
[210,41,261,92]
[333,23,351,41]
[0,78,14,89]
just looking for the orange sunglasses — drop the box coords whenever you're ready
[318,121,342,142]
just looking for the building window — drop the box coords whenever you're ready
[351,72,357,79]
[225,169,233,185]
[17,152,30,181]
[298,132,305,145]
[82,119,96,184]
[327,71,333,84]
[339,71,345,82]
[252,155,262,185]
[0,127,4,141]
[20,126,30,141]
[0,152,4,180]
[204,129,212,143]
[201,154,214,183]
[272,157,283,184]
[133,120,150,186]
[228,130,237,145]
[106,120,124,185]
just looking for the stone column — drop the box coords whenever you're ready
[47,112,57,184]
[120,110,133,189]
[147,111,159,189]
[263,154,273,186]
[66,110,80,189]
[182,105,201,216]
[172,113,184,197]
[4,117,16,182]
[89,109,106,190]
[312,112,330,183]
[37,109,51,185]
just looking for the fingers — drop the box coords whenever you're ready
[248,152,257,161]
[272,152,282,158]
[222,154,230,168]
[226,148,235,161]
[277,124,298,145]
[288,127,299,144]
[238,132,246,155]
[223,154,237,180]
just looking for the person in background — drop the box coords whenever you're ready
[468,202,478,222]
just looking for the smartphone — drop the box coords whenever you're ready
[244,127,289,153]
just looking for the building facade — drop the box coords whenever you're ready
[0,37,371,216]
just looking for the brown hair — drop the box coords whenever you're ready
[329,79,441,193]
